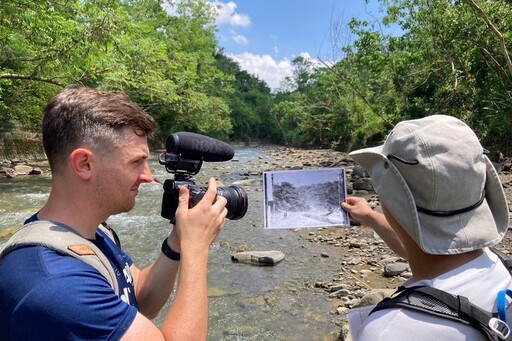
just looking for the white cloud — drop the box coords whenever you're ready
[297,52,315,63]
[296,52,325,69]
[228,52,294,90]
[273,46,279,57]
[213,1,250,27]
[232,33,248,45]
[163,1,251,29]
[227,52,330,91]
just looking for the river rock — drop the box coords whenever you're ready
[232,178,261,186]
[354,288,396,308]
[29,167,42,175]
[14,164,33,175]
[383,262,409,277]
[231,250,285,266]
[4,168,16,178]
[352,178,374,191]
[329,288,350,298]
[351,166,370,178]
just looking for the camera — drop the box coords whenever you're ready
[159,132,248,223]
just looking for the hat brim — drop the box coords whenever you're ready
[350,147,509,254]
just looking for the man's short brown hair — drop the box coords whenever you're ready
[42,87,157,171]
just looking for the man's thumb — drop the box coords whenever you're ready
[177,186,190,211]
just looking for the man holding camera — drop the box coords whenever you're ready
[0,87,228,340]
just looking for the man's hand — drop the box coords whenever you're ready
[174,177,228,256]
[341,197,375,226]
[342,197,406,258]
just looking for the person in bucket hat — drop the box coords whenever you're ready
[342,115,512,340]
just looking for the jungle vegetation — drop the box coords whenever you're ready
[2,0,512,153]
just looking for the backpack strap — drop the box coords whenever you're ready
[99,221,121,248]
[370,286,510,340]
[0,221,119,296]
[491,247,512,274]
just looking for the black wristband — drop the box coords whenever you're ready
[161,237,181,261]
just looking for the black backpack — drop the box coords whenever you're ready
[369,248,512,341]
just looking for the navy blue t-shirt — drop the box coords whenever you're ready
[0,215,138,340]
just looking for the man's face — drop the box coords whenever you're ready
[92,128,153,216]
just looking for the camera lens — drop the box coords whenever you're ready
[217,186,248,220]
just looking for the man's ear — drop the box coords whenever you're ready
[69,148,94,180]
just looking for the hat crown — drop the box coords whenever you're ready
[381,115,486,213]
[349,114,508,254]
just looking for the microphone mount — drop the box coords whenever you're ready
[158,152,203,178]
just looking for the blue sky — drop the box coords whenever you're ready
[211,1,395,90]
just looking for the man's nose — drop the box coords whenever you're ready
[140,162,153,183]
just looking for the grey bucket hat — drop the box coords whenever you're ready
[349,115,509,254]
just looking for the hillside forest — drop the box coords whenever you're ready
[2,0,512,154]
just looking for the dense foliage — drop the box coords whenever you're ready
[0,0,270,145]
[272,0,512,152]
[2,0,512,153]
[214,52,274,142]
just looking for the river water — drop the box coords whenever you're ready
[0,147,345,340]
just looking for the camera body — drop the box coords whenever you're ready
[159,132,248,224]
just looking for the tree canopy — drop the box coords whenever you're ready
[270,0,512,152]
[1,0,266,144]
[2,0,512,154]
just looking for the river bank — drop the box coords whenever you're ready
[235,145,512,340]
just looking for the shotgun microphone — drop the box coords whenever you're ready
[165,132,234,162]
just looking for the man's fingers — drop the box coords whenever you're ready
[344,197,359,205]
[176,186,190,218]
[201,177,219,204]
[213,194,227,210]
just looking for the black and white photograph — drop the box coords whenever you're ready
[263,168,350,229]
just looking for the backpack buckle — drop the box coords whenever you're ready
[489,317,510,340]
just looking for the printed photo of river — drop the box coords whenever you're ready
[263,168,349,229]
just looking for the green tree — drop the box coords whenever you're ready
[380,0,512,149]
[1,0,234,141]
[269,0,512,152]
[215,52,274,142]
[272,55,356,148]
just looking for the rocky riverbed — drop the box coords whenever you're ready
[0,158,48,178]
[237,145,512,341]
[4,145,512,340]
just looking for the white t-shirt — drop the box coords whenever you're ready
[354,248,512,341]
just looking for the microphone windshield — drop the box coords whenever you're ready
[166,132,234,162]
